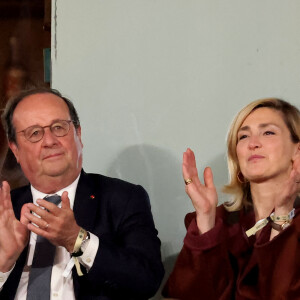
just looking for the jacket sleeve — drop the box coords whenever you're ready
[74,184,164,299]
[163,211,236,300]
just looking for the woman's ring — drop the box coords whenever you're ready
[184,178,193,185]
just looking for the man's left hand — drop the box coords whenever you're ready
[22,191,81,253]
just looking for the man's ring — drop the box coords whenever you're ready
[184,178,193,185]
[45,223,49,229]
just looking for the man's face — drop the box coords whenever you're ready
[9,93,83,192]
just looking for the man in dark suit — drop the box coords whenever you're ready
[0,88,164,299]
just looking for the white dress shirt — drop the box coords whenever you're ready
[0,175,99,300]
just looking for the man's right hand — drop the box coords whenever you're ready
[0,181,29,272]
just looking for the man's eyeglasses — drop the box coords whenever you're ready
[16,120,75,143]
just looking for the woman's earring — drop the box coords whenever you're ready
[237,171,248,184]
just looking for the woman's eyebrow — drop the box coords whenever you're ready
[238,123,280,132]
[258,123,280,129]
[238,125,250,132]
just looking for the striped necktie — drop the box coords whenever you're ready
[26,195,61,300]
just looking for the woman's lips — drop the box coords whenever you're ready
[248,155,264,161]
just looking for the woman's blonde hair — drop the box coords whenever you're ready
[223,98,300,212]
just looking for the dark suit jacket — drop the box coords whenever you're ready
[1,170,164,300]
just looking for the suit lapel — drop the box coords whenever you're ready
[72,171,103,298]
[73,171,100,231]
[11,185,33,220]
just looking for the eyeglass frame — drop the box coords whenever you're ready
[16,119,77,143]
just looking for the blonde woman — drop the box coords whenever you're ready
[163,98,300,300]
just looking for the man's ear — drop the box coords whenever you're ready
[9,142,19,163]
[76,126,83,148]
[76,126,81,137]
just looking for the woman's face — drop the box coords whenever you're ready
[236,107,299,183]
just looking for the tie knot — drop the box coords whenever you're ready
[44,195,61,206]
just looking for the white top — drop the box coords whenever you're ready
[0,175,99,300]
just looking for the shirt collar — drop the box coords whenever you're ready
[30,174,81,209]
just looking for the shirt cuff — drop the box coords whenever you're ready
[78,232,99,271]
[0,264,15,290]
